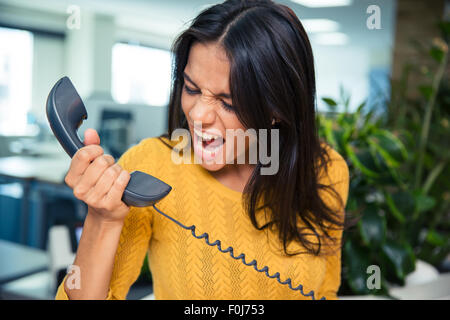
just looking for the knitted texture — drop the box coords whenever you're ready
[55,136,349,300]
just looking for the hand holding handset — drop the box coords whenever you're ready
[46,76,171,207]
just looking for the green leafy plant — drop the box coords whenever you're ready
[319,94,412,296]
[318,25,450,295]
[386,21,450,268]
[318,22,449,297]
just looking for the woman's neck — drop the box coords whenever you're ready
[210,163,256,193]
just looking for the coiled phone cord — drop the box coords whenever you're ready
[152,204,325,300]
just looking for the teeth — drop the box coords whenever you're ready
[194,128,221,141]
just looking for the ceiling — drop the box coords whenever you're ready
[0,0,397,50]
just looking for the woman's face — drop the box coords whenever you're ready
[181,41,250,172]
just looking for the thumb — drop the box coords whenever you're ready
[83,128,100,145]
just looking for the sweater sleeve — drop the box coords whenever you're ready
[54,140,153,300]
[316,148,350,300]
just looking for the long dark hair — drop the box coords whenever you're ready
[160,0,346,256]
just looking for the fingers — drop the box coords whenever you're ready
[84,163,122,205]
[104,170,131,209]
[65,145,105,187]
[82,165,130,211]
[63,140,131,221]
[73,154,116,199]
[83,128,101,145]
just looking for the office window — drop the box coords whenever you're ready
[112,43,172,107]
[0,27,33,135]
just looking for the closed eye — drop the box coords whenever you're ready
[220,100,234,112]
[183,83,234,112]
[183,84,200,95]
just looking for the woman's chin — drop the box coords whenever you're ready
[200,161,226,172]
[194,146,228,171]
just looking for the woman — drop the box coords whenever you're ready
[56,0,349,300]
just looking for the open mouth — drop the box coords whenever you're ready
[194,128,225,149]
[193,127,225,161]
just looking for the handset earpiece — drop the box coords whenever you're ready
[46,76,172,207]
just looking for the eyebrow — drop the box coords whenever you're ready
[183,72,231,99]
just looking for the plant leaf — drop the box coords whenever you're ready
[322,97,338,109]
[425,229,448,247]
[321,117,338,149]
[438,21,450,36]
[384,192,407,223]
[359,204,386,247]
[369,130,408,165]
[419,85,434,100]
[382,240,416,283]
[345,144,380,178]
[343,241,371,295]
[429,46,445,63]
[356,100,366,114]
[414,191,436,214]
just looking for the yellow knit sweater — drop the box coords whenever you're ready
[55,136,349,300]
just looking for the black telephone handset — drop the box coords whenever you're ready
[46,76,172,207]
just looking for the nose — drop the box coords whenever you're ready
[189,96,216,126]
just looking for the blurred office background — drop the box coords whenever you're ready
[0,0,448,300]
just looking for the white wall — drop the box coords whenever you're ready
[313,45,370,112]
[31,34,65,123]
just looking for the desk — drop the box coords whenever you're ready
[0,240,49,285]
[0,154,85,248]
[0,154,70,184]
